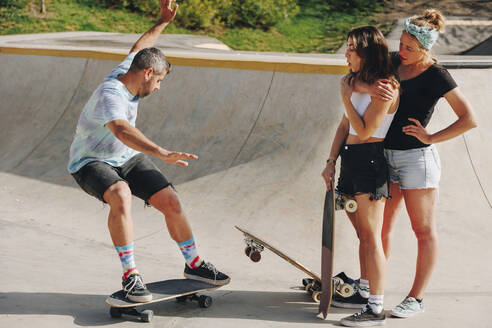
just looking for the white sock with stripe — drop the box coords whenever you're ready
[358,279,370,298]
[368,294,384,314]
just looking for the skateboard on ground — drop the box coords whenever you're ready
[319,182,336,319]
[235,225,352,303]
[106,278,223,322]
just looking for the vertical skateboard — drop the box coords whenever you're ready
[319,182,335,319]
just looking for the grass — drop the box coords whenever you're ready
[0,0,393,53]
[0,0,190,35]
[213,1,393,53]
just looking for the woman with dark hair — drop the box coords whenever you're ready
[321,25,400,327]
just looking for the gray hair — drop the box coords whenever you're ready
[129,47,171,74]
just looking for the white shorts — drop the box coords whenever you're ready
[384,144,441,190]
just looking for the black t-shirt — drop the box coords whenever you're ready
[384,52,457,150]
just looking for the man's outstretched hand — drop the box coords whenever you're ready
[159,151,198,167]
[160,0,178,24]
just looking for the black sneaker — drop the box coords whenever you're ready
[184,261,231,286]
[332,291,368,309]
[122,273,153,303]
[340,306,386,327]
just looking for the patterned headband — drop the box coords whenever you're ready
[403,17,439,50]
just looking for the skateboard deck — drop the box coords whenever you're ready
[106,279,222,322]
[319,182,335,319]
[235,225,323,302]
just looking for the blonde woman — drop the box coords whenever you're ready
[372,9,477,318]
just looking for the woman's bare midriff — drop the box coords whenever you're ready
[346,135,384,145]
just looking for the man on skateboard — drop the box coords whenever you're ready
[68,0,230,303]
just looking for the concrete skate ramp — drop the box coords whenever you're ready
[0,48,491,328]
[0,51,346,186]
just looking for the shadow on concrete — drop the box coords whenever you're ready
[0,290,354,325]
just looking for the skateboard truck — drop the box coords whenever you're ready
[332,276,354,297]
[335,192,357,213]
[110,307,154,322]
[302,276,354,301]
[244,238,265,262]
[176,293,213,308]
[109,292,213,322]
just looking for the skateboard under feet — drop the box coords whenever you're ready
[106,279,222,322]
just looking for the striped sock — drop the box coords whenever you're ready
[178,237,202,269]
[368,294,384,314]
[359,279,370,298]
[115,243,138,279]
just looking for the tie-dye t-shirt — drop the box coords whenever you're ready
[68,52,141,173]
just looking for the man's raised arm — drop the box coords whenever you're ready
[130,0,178,54]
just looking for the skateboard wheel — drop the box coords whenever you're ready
[245,246,252,257]
[198,295,213,308]
[250,250,261,262]
[311,291,321,303]
[345,199,357,213]
[140,309,153,322]
[109,307,122,318]
[340,283,354,297]
[305,282,313,292]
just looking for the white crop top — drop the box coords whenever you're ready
[344,92,396,139]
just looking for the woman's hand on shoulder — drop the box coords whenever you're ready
[369,79,395,101]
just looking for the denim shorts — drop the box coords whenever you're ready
[336,142,390,200]
[71,153,171,203]
[384,144,441,190]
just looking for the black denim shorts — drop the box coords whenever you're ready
[336,142,390,200]
[71,153,171,203]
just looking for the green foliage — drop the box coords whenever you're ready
[299,0,380,13]
[1,0,388,54]
[90,0,127,8]
[0,0,30,8]
[219,0,299,29]
[130,0,159,15]
[91,0,299,30]
[92,0,159,14]
[174,0,216,29]
[214,0,386,53]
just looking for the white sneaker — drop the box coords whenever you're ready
[390,296,424,318]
